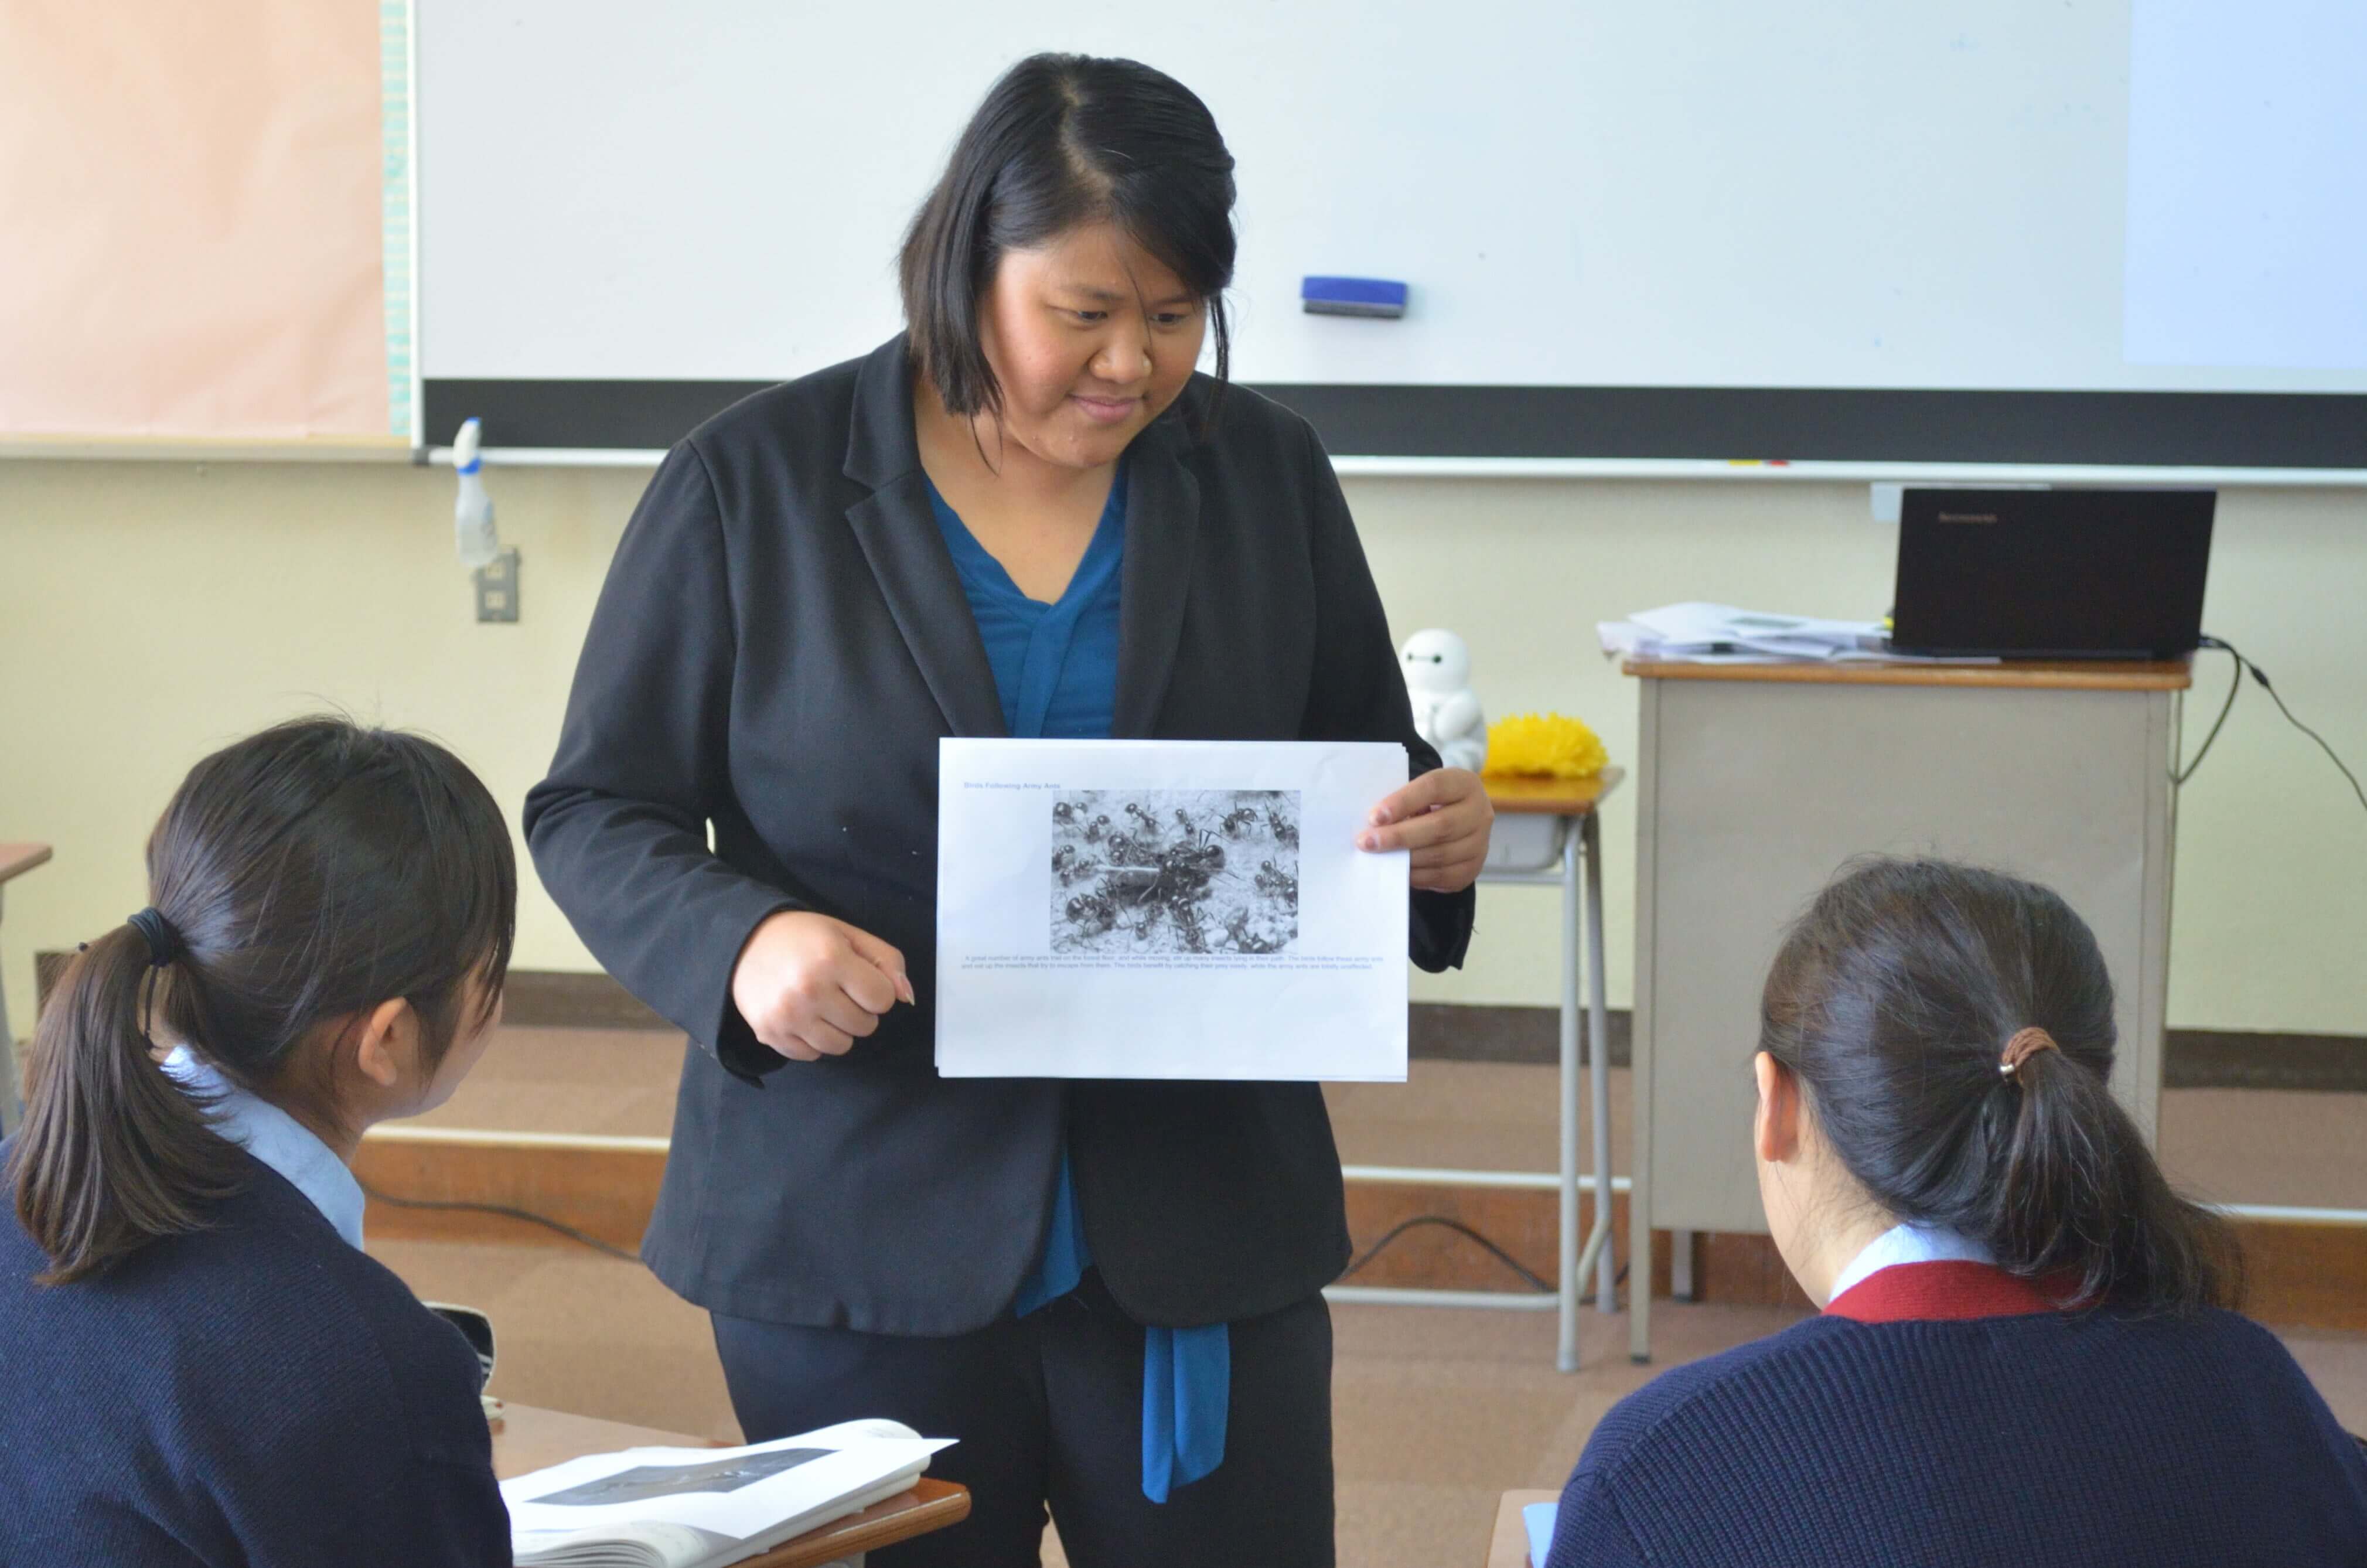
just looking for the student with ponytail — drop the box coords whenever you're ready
[1,717,517,1567]
[1548,857,2367,1568]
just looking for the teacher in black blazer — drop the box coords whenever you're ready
[527,53,1488,1568]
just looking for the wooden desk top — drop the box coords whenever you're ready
[492,1404,970,1568]
[1483,766,1625,816]
[1488,1489,1558,1567]
[0,843,52,886]
[1622,657,2191,692]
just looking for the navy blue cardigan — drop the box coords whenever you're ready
[1549,1262,2367,1567]
[0,1142,509,1566]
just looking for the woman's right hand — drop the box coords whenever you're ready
[729,911,915,1062]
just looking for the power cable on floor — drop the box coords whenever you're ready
[1340,1214,1626,1304]
[359,1182,643,1263]
[363,1185,1632,1308]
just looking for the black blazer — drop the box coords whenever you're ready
[526,336,1474,1335]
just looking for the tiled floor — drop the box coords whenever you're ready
[414,1025,2367,1210]
[369,1226,1816,1567]
[372,1229,2367,1568]
[376,1022,2367,1567]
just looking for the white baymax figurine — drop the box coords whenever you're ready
[1400,629,1488,772]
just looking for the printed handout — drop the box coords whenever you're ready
[936,739,1410,1081]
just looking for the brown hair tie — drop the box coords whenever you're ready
[2000,1027,2059,1079]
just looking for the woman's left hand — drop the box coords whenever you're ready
[1358,768,1493,894]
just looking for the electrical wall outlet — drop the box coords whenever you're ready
[474,548,520,623]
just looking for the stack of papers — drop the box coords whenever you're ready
[1597,603,1997,665]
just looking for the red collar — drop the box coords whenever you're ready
[1825,1260,2061,1322]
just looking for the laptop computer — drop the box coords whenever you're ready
[1889,488,2215,659]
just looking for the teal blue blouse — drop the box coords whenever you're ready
[926,465,1229,1504]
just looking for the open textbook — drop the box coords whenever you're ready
[936,739,1411,1081]
[504,1419,953,1568]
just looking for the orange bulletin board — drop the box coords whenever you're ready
[0,1,399,444]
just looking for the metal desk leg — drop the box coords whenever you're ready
[1628,817,1653,1362]
[1556,827,1581,1371]
[1629,1159,1653,1362]
[1558,814,1619,1371]
[1582,813,1614,1317]
[0,887,20,1138]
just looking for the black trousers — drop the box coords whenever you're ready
[711,1270,1333,1567]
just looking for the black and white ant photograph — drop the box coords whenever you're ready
[1050,789,1301,957]
[531,1447,829,1507]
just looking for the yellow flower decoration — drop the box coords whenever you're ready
[1482,712,1608,779]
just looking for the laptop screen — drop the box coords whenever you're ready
[1890,488,2215,659]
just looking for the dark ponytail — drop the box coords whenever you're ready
[1761,857,2237,1313]
[12,926,247,1286]
[11,718,516,1284]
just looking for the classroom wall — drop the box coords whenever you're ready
[3,457,2362,1038]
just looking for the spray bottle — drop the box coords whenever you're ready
[452,417,501,569]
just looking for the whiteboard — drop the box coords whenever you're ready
[415,0,2367,464]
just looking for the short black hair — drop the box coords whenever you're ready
[899,53,1237,422]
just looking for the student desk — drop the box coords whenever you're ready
[1625,658,2189,1362]
[0,842,53,1137]
[492,1405,970,1567]
[1328,771,1624,1374]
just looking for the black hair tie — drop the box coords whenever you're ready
[126,908,184,969]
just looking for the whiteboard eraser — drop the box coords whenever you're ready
[1302,277,1408,318]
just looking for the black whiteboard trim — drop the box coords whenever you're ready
[424,379,2367,470]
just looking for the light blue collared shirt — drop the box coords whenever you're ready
[1826,1221,1994,1305]
[160,1045,366,1251]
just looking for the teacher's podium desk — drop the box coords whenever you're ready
[493,1405,970,1568]
[1624,657,2189,1363]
